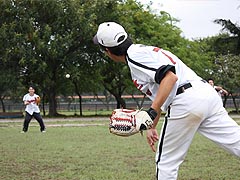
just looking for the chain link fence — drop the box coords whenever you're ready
[0,95,239,117]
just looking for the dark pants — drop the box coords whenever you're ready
[22,112,46,132]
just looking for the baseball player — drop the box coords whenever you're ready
[93,22,240,180]
[208,78,228,97]
[21,86,46,133]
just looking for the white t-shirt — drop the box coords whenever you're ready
[23,93,40,115]
[214,86,223,97]
[127,44,202,112]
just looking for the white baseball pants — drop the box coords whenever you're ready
[156,80,240,180]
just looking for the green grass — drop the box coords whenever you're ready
[0,119,240,180]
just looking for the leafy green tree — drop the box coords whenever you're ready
[93,0,186,108]
[0,0,121,115]
[117,0,182,49]
[214,19,240,55]
[0,1,24,112]
[0,0,105,116]
[0,70,20,112]
[99,60,131,108]
[63,0,119,113]
[205,18,240,112]
[2,0,233,114]
[212,54,240,112]
[64,55,102,116]
[174,38,215,80]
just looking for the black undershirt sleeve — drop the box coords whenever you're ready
[154,65,176,84]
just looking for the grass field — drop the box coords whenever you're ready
[0,117,240,180]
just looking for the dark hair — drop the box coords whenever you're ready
[28,85,36,91]
[207,78,214,82]
[99,36,133,56]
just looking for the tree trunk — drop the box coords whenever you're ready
[77,93,83,116]
[0,97,6,112]
[104,86,126,109]
[115,95,126,109]
[48,88,58,116]
[131,94,146,109]
[222,94,228,108]
[73,80,83,116]
[42,92,46,116]
[231,94,239,113]
[140,94,146,109]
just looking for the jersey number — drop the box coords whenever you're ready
[153,47,176,65]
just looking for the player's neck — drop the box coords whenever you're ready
[110,54,126,63]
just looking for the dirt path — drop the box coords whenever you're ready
[0,115,239,127]
[0,116,108,123]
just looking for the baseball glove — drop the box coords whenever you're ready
[109,108,157,137]
[35,96,41,105]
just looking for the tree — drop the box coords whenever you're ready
[99,61,131,108]
[0,0,106,116]
[93,0,186,108]
[117,0,182,49]
[174,38,215,80]
[205,18,240,112]
[0,1,24,112]
[0,71,20,112]
[64,53,101,116]
[59,0,119,113]
[0,0,123,115]
[212,54,240,112]
[214,19,240,55]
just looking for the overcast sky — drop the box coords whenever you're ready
[138,0,240,40]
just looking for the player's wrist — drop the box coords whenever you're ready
[146,108,158,120]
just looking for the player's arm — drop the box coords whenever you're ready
[147,70,178,152]
[24,100,30,105]
[23,96,30,105]
[221,88,228,95]
[214,85,222,91]
[215,85,228,95]
[151,70,178,121]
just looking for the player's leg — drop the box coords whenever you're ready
[155,109,202,180]
[198,107,240,157]
[155,80,217,180]
[33,112,46,132]
[22,112,32,132]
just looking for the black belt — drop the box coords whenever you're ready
[176,83,192,95]
[176,80,207,96]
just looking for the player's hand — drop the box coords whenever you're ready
[146,128,159,152]
[25,101,30,105]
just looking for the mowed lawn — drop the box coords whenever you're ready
[0,118,240,180]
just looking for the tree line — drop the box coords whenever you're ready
[0,0,239,116]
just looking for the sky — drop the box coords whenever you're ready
[138,0,240,40]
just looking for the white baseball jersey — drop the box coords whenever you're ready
[23,93,40,115]
[126,44,240,180]
[126,44,202,112]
